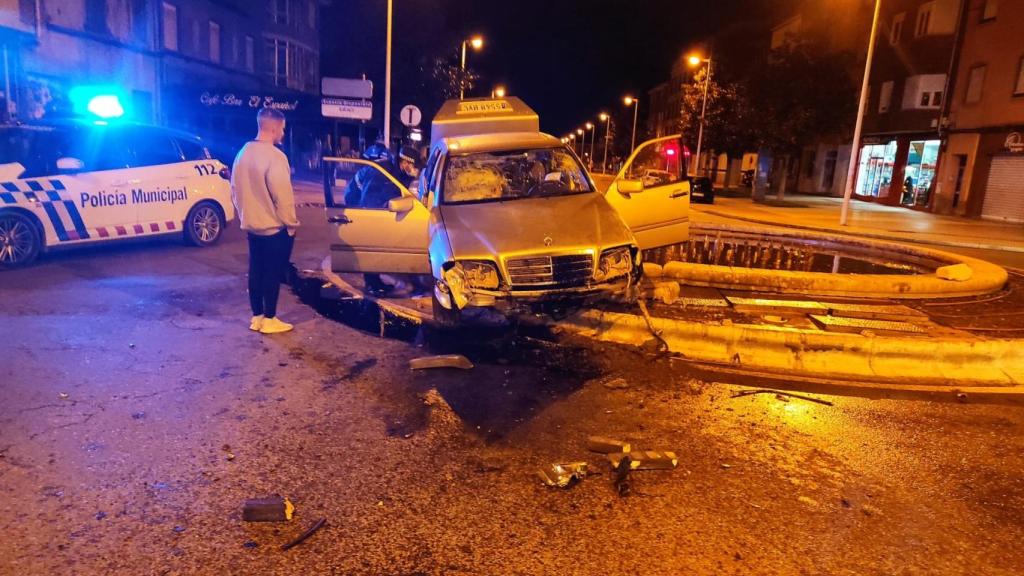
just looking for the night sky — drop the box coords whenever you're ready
[321,1,793,141]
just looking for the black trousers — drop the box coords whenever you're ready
[247,229,294,318]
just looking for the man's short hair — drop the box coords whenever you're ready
[257,107,285,128]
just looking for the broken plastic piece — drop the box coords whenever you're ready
[537,462,589,488]
[409,354,474,370]
[281,518,327,551]
[607,450,678,471]
[242,496,295,522]
[587,436,631,454]
[936,263,972,282]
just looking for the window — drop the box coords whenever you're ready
[902,74,945,109]
[920,92,931,106]
[245,36,255,72]
[175,138,209,161]
[890,12,905,45]
[162,3,178,50]
[965,64,986,103]
[1015,57,1024,96]
[932,91,942,106]
[271,0,290,24]
[822,150,838,190]
[209,21,221,63]
[981,0,998,21]
[444,148,593,205]
[915,2,933,37]
[879,80,894,113]
[127,129,184,167]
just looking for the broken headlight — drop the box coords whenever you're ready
[459,260,501,290]
[594,247,633,283]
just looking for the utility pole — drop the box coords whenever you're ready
[840,0,882,226]
[383,0,393,148]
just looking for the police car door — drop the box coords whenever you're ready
[323,158,431,274]
[56,125,139,240]
[125,127,196,234]
[603,135,690,249]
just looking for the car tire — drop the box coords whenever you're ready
[184,201,225,247]
[431,290,462,328]
[0,211,42,269]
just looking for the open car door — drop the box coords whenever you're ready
[323,157,431,274]
[603,135,690,250]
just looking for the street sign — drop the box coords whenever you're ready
[399,104,422,127]
[321,77,373,99]
[321,97,372,121]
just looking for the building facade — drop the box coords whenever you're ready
[934,0,1024,221]
[0,0,324,168]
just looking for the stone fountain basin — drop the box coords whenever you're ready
[643,223,1008,299]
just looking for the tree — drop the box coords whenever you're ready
[742,40,858,198]
[678,69,753,164]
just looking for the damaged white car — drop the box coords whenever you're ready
[322,97,691,326]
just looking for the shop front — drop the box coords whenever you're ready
[853,135,942,210]
[162,85,327,175]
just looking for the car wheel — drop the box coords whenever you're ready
[431,290,462,328]
[184,201,225,247]
[0,212,42,269]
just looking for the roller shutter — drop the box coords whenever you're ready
[981,156,1024,222]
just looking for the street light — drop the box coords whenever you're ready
[384,0,394,146]
[576,128,584,156]
[492,85,506,98]
[840,0,882,226]
[460,34,484,99]
[599,112,611,173]
[623,95,639,153]
[585,122,595,168]
[687,53,712,177]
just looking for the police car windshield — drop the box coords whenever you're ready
[442,147,592,205]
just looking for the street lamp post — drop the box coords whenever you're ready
[576,128,584,157]
[599,112,611,174]
[383,0,393,147]
[586,122,595,169]
[491,85,506,98]
[840,0,882,226]
[460,35,484,99]
[687,54,712,177]
[623,96,639,154]
[569,133,577,154]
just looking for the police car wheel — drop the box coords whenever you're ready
[431,291,462,329]
[184,202,224,247]
[0,212,41,269]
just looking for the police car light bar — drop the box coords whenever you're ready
[69,86,128,120]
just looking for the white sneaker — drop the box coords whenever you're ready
[259,317,294,334]
[249,315,265,331]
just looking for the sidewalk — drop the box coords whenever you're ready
[692,194,1024,253]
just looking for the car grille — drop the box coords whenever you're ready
[505,254,594,289]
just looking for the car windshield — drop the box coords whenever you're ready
[442,147,592,205]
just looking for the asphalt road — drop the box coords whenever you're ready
[3,207,1024,575]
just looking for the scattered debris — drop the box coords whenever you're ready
[936,263,973,282]
[608,450,678,471]
[242,541,259,549]
[730,389,834,406]
[409,354,474,370]
[861,504,882,517]
[172,525,186,533]
[281,517,326,551]
[587,436,631,454]
[636,299,670,355]
[720,463,732,469]
[612,455,631,496]
[956,392,968,403]
[798,495,819,508]
[58,393,69,400]
[601,377,630,390]
[129,343,136,349]
[95,511,107,520]
[242,496,295,522]
[222,444,236,461]
[537,462,589,489]
[131,412,146,420]
[651,281,681,305]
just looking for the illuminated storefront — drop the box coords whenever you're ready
[855,141,897,198]
[854,137,942,210]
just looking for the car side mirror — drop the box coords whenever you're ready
[388,196,415,213]
[56,157,85,172]
[617,179,643,194]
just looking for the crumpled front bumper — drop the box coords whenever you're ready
[452,276,637,315]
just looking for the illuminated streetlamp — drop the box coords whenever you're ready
[569,133,577,154]
[687,53,712,177]
[623,95,639,153]
[491,85,506,98]
[840,0,882,226]
[576,128,584,157]
[599,112,610,173]
[460,35,484,99]
[585,122,595,168]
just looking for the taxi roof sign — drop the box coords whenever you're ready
[432,97,539,145]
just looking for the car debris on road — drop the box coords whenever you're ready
[607,450,678,471]
[537,462,590,488]
[409,354,475,370]
[587,436,631,454]
[242,496,295,522]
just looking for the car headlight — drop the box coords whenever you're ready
[460,260,501,289]
[595,247,633,282]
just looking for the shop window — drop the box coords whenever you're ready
[1014,57,1024,97]
[879,81,894,113]
[981,0,998,22]
[855,141,897,198]
[915,2,933,37]
[209,21,221,63]
[901,140,939,207]
[889,12,905,45]
[162,3,178,50]
[965,64,986,103]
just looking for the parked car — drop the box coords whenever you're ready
[0,120,233,268]
[321,97,691,326]
[690,176,715,204]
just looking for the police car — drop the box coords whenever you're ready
[0,120,234,268]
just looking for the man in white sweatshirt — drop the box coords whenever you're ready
[231,107,300,334]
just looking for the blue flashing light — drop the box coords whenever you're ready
[69,85,130,120]
[86,95,125,119]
